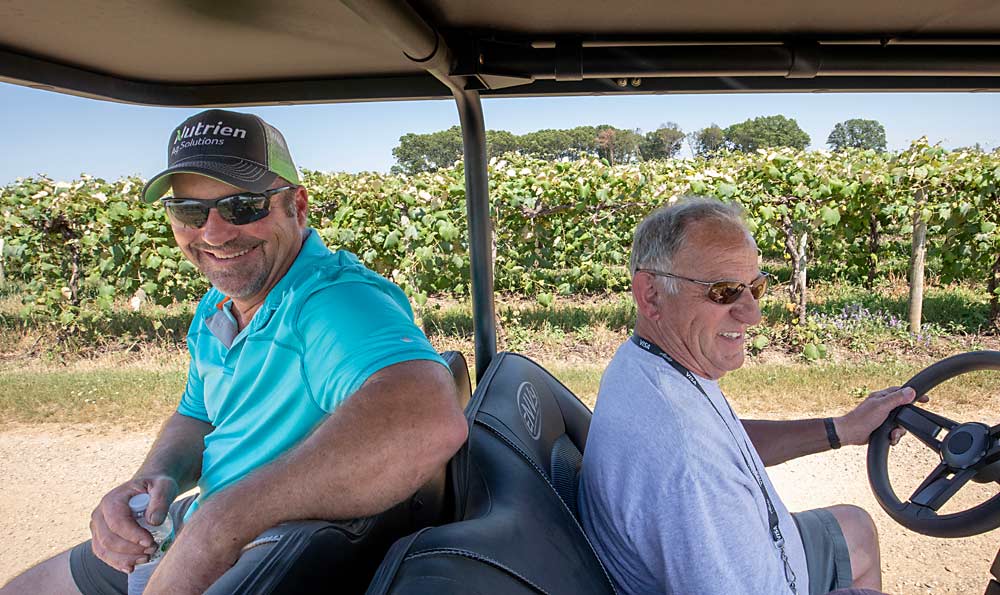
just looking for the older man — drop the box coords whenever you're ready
[579,198,918,595]
[2,109,468,595]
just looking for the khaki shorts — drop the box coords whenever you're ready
[793,508,854,595]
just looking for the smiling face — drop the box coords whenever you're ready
[636,218,763,380]
[167,173,308,311]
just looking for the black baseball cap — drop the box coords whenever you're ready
[142,109,300,203]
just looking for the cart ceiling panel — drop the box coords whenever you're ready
[0,0,424,83]
[425,0,1000,36]
[1,0,999,104]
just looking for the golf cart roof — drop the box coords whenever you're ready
[2,0,1000,106]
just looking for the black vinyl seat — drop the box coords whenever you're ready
[366,352,617,595]
[202,350,473,594]
[442,349,472,411]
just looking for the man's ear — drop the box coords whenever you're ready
[632,271,661,320]
[293,186,309,226]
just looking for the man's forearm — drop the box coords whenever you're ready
[135,412,212,491]
[145,360,468,594]
[743,386,918,466]
[741,418,832,466]
[195,362,466,535]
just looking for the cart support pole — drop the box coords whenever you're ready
[339,0,497,378]
[453,89,497,380]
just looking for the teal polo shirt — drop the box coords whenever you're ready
[177,229,445,518]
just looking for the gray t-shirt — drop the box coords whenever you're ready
[579,341,808,594]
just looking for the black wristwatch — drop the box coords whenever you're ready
[824,417,842,449]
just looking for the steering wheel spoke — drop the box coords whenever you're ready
[896,405,957,452]
[909,464,976,510]
[986,425,1000,458]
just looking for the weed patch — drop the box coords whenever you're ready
[0,367,184,425]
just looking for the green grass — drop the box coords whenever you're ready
[5,358,993,426]
[542,360,999,421]
[3,279,994,361]
[724,362,999,418]
[540,362,606,409]
[0,367,185,425]
[422,294,636,337]
[0,295,193,363]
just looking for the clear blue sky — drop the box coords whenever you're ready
[1,81,996,185]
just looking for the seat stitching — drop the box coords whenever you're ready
[240,534,283,553]
[405,548,551,594]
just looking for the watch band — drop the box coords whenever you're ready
[824,417,842,449]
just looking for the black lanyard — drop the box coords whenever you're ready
[631,335,798,594]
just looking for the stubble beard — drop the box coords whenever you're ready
[205,265,269,299]
[189,241,269,299]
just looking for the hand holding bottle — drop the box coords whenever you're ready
[89,476,178,573]
[126,492,176,595]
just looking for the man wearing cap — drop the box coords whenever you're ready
[2,110,468,595]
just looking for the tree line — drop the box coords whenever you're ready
[392,116,891,173]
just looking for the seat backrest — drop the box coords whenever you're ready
[366,352,616,595]
[426,350,472,525]
[440,350,472,410]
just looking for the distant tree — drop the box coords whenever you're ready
[393,123,691,171]
[518,129,562,158]
[595,127,620,165]
[488,130,519,157]
[724,115,810,152]
[826,118,887,151]
[563,126,603,158]
[595,126,642,166]
[639,123,685,160]
[392,126,463,173]
[689,124,726,157]
[392,126,523,173]
[519,126,600,159]
[953,142,986,153]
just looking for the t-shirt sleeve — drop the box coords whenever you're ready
[296,279,446,412]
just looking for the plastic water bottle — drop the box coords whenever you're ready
[126,493,175,595]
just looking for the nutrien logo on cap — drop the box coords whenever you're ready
[171,120,247,156]
[517,381,542,440]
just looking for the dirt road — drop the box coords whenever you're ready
[2,424,998,593]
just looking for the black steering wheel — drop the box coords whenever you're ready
[867,351,1000,538]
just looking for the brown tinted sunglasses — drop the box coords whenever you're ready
[638,269,770,304]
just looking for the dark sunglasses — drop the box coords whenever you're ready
[161,185,297,228]
[639,269,770,304]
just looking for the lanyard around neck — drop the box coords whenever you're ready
[631,335,798,595]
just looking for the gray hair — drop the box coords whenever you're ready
[629,197,747,292]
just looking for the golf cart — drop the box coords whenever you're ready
[2,1,1000,592]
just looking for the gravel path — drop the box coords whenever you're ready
[2,424,998,593]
